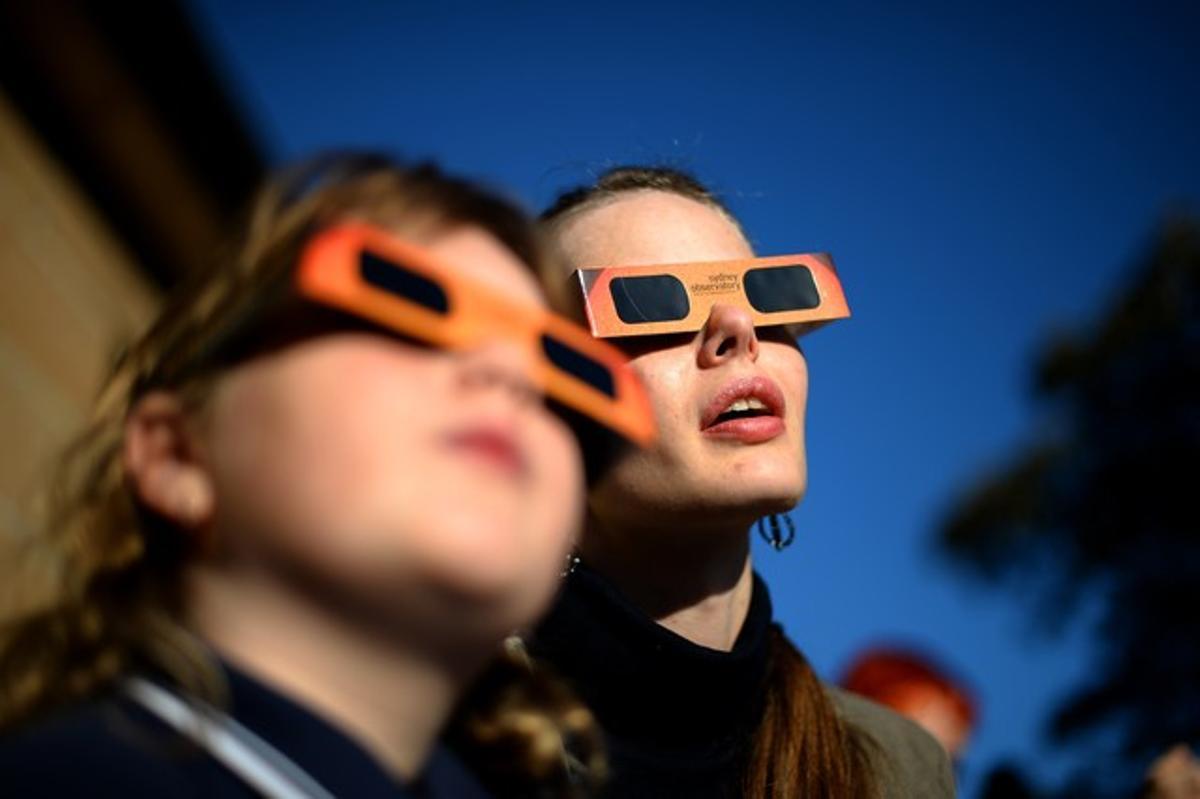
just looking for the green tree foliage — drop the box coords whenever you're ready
[939,217,1200,797]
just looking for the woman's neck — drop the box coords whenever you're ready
[185,566,484,782]
[580,515,755,651]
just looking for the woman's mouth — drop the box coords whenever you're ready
[699,376,786,444]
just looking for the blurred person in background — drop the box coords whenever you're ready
[0,154,655,798]
[840,646,977,762]
[526,166,955,799]
[1142,745,1200,799]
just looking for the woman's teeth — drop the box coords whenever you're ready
[712,396,773,424]
[723,397,769,414]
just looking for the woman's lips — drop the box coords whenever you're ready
[444,426,529,479]
[699,376,787,444]
[702,415,786,443]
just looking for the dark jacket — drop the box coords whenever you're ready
[529,560,956,798]
[830,685,958,799]
[0,662,491,798]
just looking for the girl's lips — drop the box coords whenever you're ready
[699,375,787,444]
[444,426,529,478]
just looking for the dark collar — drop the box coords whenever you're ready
[529,560,773,761]
[219,662,490,799]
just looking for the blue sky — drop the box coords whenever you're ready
[182,1,1200,792]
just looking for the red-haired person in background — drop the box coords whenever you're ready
[841,646,977,762]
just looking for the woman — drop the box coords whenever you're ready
[0,155,649,797]
[529,167,955,798]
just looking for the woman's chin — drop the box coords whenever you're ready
[701,465,806,515]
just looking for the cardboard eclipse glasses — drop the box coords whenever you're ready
[296,224,656,446]
[573,253,850,338]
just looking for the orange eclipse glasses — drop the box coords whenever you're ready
[572,253,851,338]
[296,224,656,446]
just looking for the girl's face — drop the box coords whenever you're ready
[189,226,583,638]
[554,191,809,531]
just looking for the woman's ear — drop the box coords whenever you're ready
[123,391,215,530]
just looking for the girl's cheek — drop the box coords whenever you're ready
[536,424,584,516]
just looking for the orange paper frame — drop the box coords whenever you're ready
[574,253,850,338]
[296,224,656,446]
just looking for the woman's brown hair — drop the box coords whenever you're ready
[0,152,602,796]
[542,165,879,799]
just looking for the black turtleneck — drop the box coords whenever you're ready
[529,561,958,799]
[529,561,773,799]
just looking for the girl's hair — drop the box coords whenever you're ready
[542,165,880,799]
[0,152,602,796]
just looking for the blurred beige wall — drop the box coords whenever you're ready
[0,91,159,541]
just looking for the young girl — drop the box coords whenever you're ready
[529,166,955,799]
[0,155,651,798]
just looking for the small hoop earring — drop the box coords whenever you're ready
[756,513,795,551]
[561,552,581,577]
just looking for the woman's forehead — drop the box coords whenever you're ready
[554,191,753,270]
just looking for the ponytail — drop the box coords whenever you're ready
[742,625,878,798]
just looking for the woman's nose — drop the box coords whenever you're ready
[697,302,759,368]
